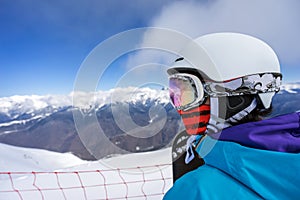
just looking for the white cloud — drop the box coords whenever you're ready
[128,0,300,83]
[137,0,300,67]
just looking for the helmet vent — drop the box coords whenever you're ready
[175,57,184,62]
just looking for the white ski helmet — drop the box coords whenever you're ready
[168,32,282,123]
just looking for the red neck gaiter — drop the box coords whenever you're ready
[178,104,210,135]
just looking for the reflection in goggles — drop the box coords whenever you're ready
[169,74,205,110]
[169,78,195,107]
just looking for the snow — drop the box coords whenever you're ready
[72,87,169,108]
[0,87,170,126]
[280,82,300,94]
[0,143,172,199]
[0,87,173,199]
[0,94,72,117]
[0,87,169,116]
[0,143,87,172]
[0,114,49,129]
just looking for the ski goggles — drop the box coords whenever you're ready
[169,72,282,111]
[169,73,206,111]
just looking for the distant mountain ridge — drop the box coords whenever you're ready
[0,84,299,160]
[271,82,300,116]
[0,87,180,160]
[278,82,300,94]
[1,83,299,124]
[0,87,169,126]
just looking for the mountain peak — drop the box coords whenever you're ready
[280,82,300,94]
[0,87,170,124]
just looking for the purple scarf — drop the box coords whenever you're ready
[211,112,300,153]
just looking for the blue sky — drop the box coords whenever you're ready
[1,0,299,97]
[0,0,178,96]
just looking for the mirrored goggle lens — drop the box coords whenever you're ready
[169,75,204,109]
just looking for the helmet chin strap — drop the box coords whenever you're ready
[207,97,231,134]
[207,97,258,134]
[226,98,257,124]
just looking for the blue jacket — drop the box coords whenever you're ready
[164,113,300,199]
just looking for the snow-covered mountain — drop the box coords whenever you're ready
[271,82,300,117]
[0,87,170,128]
[278,82,300,94]
[0,87,180,160]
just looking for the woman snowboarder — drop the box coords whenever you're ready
[164,32,300,199]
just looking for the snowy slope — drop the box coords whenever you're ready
[0,143,87,172]
[0,143,171,172]
[0,143,172,200]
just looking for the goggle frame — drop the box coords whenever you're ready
[169,72,282,111]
